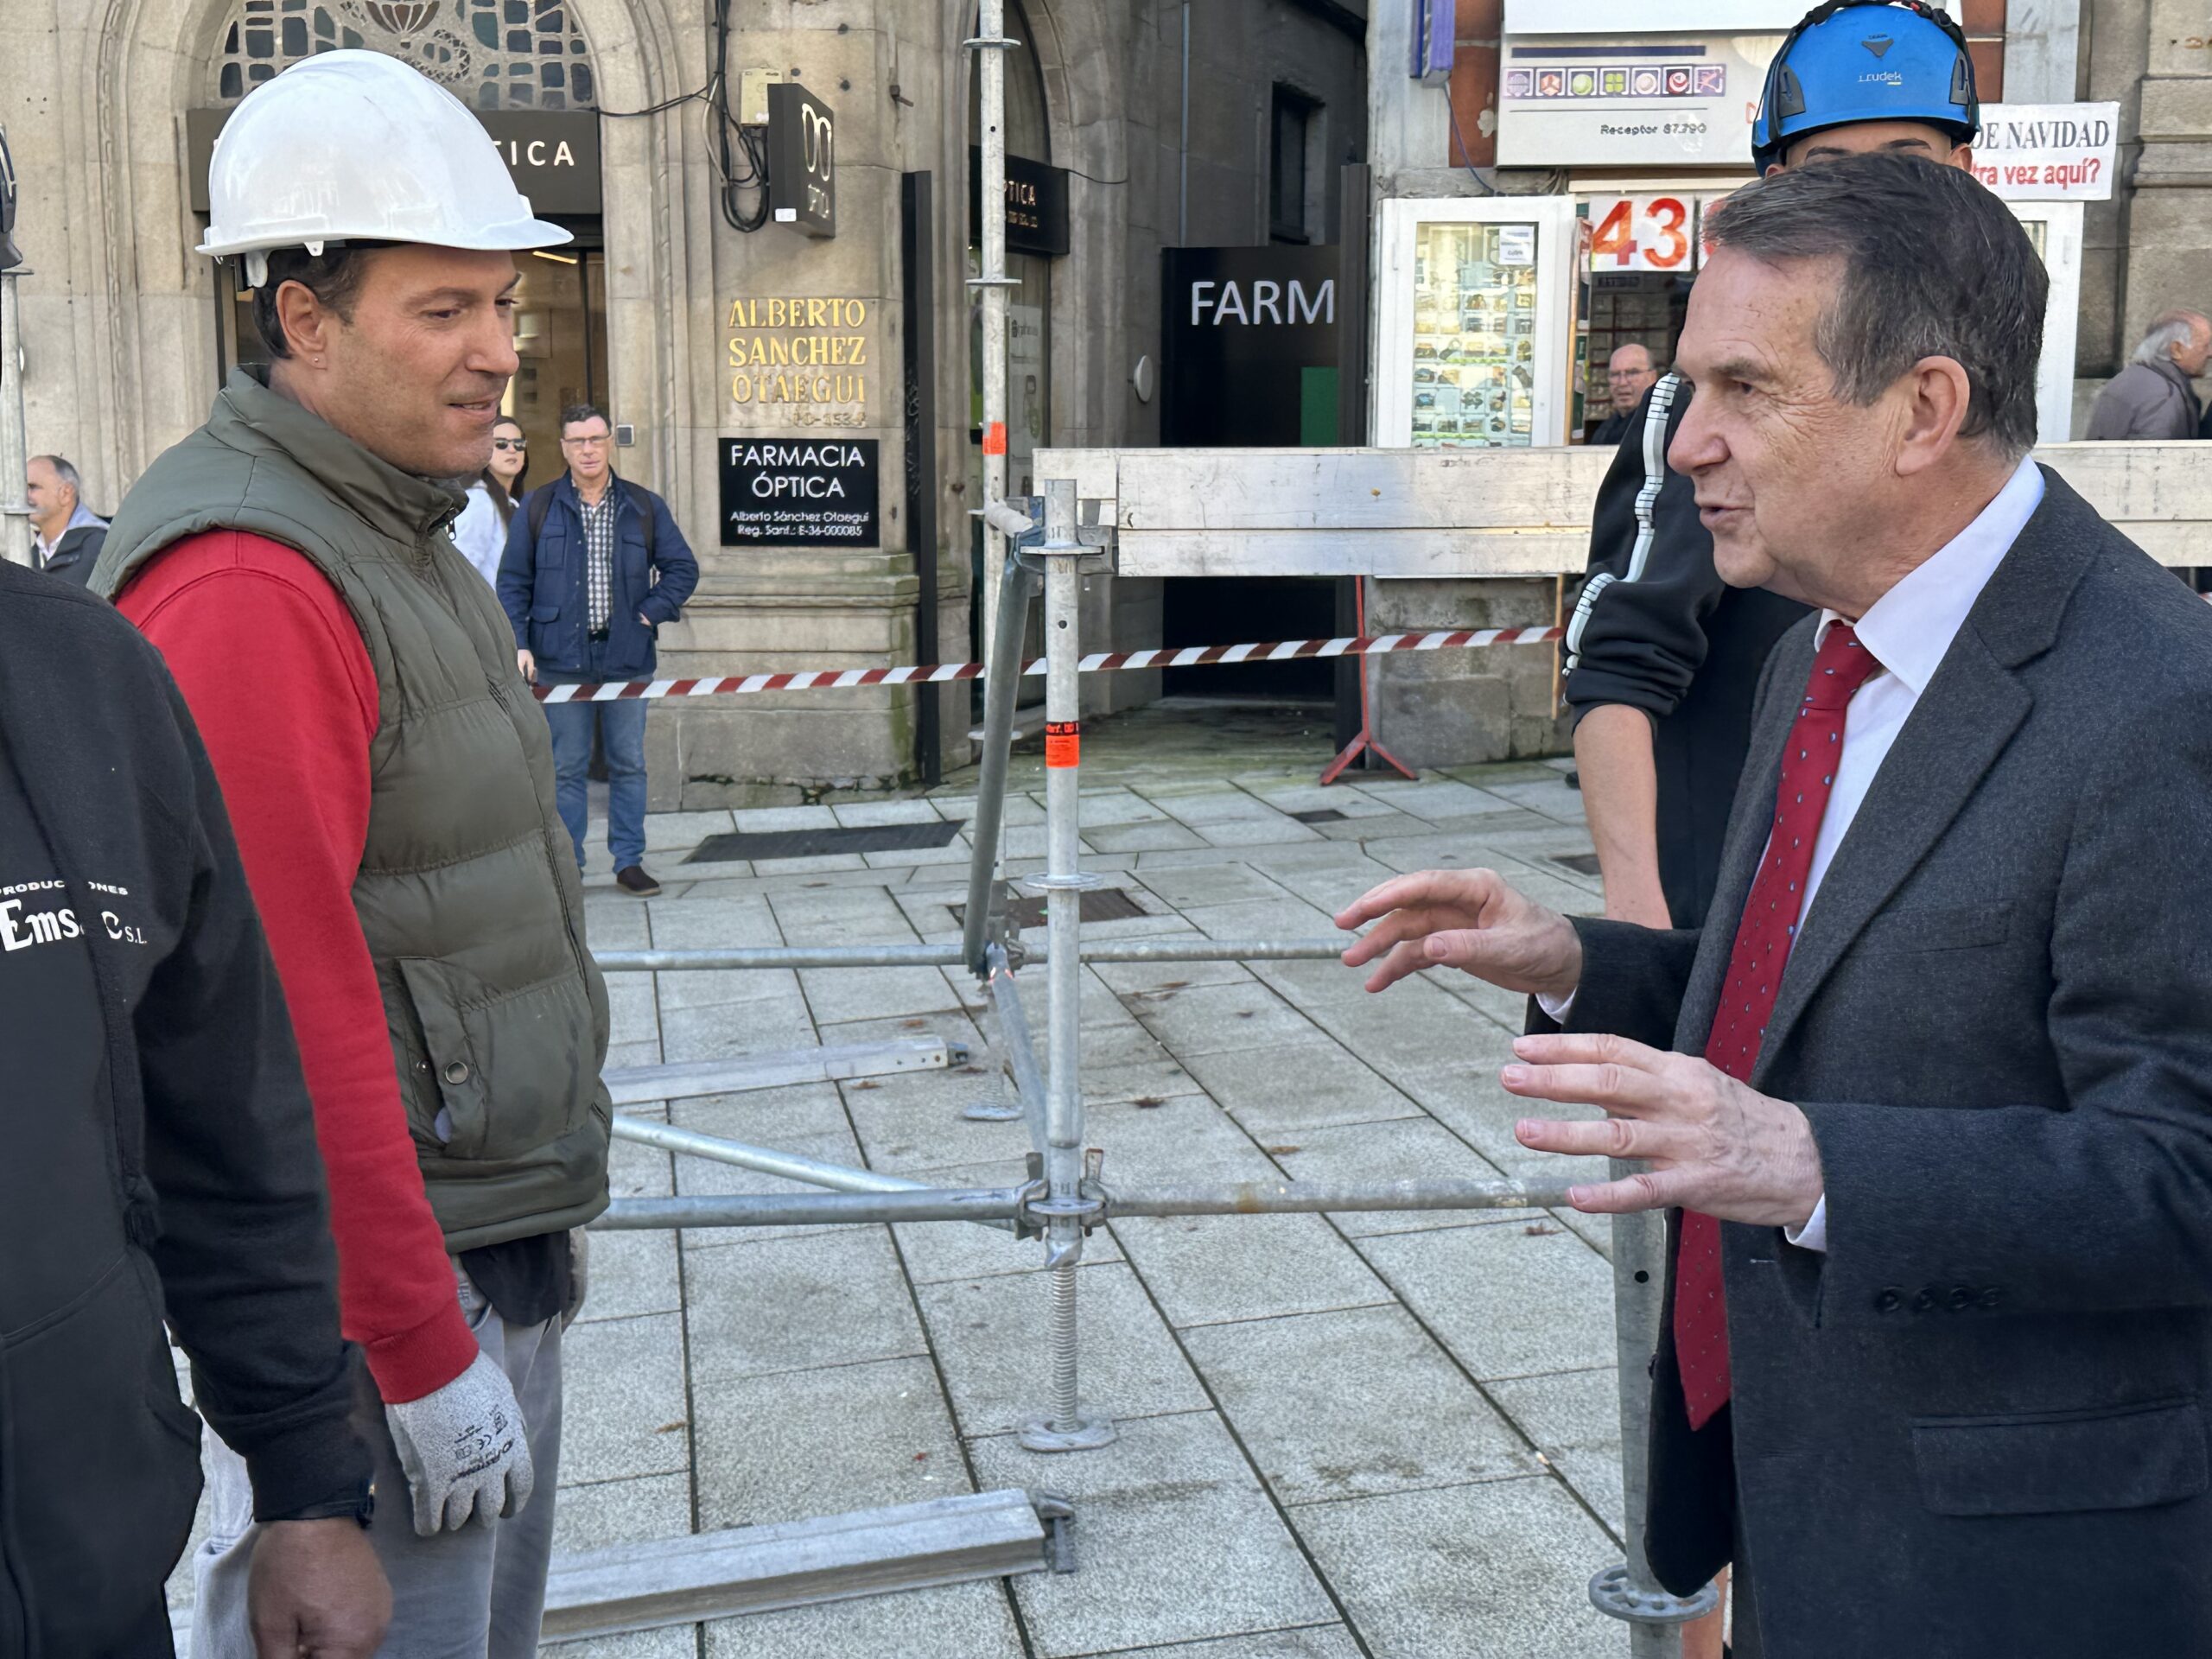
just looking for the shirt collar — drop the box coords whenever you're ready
[35,503,103,556]
[1816,457,2045,698]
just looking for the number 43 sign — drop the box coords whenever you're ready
[1586,194,1728,273]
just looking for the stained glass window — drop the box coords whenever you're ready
[215,0,594,111]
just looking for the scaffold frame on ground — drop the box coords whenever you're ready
[579,449,1721,1654]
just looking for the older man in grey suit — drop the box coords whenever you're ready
[1340,152,2212,1656]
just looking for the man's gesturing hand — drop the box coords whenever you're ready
[1335,868,1583,1004]
[1504,1032,1823,1228]
[248,1517,390,1658]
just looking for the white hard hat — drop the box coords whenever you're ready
[200,49,570,286]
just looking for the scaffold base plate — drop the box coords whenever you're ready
[1017,1414,1120,1452]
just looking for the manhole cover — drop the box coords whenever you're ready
[1549,852,1602,877]
[687,818,966,863]
[951,887,1148,931]
[1291,808,1348,824]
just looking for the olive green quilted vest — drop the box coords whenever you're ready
[93,371,611,1249]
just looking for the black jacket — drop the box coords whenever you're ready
[0,563,365,1654]
[1563,374,1809,927]
[35,524,105,588]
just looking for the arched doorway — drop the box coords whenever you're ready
[199,0,611,472]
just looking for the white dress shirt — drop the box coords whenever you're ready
[1548,456,2046,1249]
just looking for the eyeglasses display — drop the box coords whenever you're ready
[1408,221,1541,448]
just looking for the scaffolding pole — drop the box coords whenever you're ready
[961,550,1039,975]
[969,1,1016,667]
[595,938,1351,974]
[589,1177,1573,1232]
[0,268,32,569]
[1020,472,1114,1452]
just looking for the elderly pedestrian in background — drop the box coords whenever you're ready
[28,453,107,585]
[2084,308,2210,439]
[451,415,529,586]
[1590,343,1660,446]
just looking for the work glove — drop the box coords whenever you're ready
[383,1351,535,1536]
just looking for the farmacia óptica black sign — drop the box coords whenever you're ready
[719,437,879,548]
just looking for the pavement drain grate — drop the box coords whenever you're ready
[686,819,966,863]
[1549,851,1603,877]
[1289,808,1349,824]
[950,887,1149,931]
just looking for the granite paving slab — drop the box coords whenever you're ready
[560,1313,690,1485]
[1266,1116,1524,1237]
[917,1262,1210,1436]
[1291,1476,1620,1659]
[701,1581,1026,1659]
[1109,1211,1393,1330]
[1178,1041,1423,1136]
[683,1227,928,1383]
[1181,1305,1538,1503]
[691,1354,970,1529]
[969,1412,1339,1656]
[1486,1366,1626,1537]
[1128,980,1325,1057]
[1355,1223,1615,1382]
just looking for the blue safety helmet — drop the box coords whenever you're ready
[1751,1,1980,174]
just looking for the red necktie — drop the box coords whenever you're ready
[1674,623,1885,1431]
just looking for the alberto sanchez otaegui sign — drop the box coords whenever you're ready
[718,438,880,549]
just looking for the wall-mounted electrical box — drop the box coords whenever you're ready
[739,68,783,127]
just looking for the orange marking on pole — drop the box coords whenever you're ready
[1045,720,1080,768]
[982,422,1007,455]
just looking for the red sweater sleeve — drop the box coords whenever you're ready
[118,531,479,1405]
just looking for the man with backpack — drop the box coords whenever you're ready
[499,404,698,898]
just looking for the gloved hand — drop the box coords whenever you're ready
[383,1351,535,1536]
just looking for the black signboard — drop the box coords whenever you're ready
[720,437,878,548]
[1160,245,1343,446]
[766,83,836,238]
[187,108,601,216]
[967,149,1071,257]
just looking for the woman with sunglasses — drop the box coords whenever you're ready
[450,417,529,586]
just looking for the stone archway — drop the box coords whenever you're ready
[66,0,696,506]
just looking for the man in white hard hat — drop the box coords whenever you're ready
[92,51,612,1657]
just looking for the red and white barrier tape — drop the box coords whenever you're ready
[533,626,1567,702]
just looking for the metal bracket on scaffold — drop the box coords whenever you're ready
[1017,473,1116,1456]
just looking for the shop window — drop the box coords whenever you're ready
[214,0,594,109]
[1270,86,1319,245]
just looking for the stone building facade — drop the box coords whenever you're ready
[7,0,1367,803]
[1350,0,2190,768]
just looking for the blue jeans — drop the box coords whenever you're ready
[540,670,650,871]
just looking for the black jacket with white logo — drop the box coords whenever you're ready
[0,560,365,1654]
[1564,374,1811,928]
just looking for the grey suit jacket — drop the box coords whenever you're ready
[1566,469,2212,1655]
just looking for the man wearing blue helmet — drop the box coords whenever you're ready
[1560,7,1980,1654]
[1566,0,1980,933]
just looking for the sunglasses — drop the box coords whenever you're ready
[493,438,527,451]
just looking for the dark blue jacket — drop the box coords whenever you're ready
[498,474,698,679]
